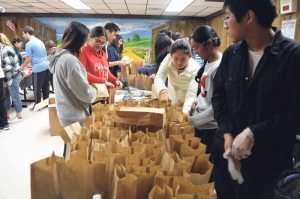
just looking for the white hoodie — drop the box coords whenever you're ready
[154,54,199,114]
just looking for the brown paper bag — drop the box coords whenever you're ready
[149,184,175,199]
[180,140,206,157]
[110,164,137,199]
[190,154,213,185]
[127,74,136,87]
[59,122,82,143]
[135,74,144,89]
[31,152,63,199]
[57,159,108,199]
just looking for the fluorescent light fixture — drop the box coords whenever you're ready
[165,0,194,12]
[0,6,5,13]
[60,0,91,10]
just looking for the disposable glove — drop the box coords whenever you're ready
[223,149,244,184]
[232,127,254,160]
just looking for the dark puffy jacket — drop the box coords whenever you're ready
[212,30,300,178]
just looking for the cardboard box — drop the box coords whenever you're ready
[34,94,63,136]
[113,106,166,128]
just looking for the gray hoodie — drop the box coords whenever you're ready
[48,49,96,127]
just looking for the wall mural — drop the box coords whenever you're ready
[35,17,168,62]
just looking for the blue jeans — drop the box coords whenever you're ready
[5,73,22,113]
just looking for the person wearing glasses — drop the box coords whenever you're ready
[211,0,300,198]
[188,25,222,154]
[80,26,122,88]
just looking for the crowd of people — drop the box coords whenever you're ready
[1,0,300,198]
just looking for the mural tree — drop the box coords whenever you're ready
[132,33,141,42]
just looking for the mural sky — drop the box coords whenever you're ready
[35,17,168,41]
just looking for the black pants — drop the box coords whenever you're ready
[33,70,50,105]
[0,78,8,127]
[195,128,217,154]
[212,132,292,199]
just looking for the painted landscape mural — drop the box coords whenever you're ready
[35,17,168,62]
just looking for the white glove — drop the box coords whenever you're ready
[223,149,244,184]
[232,127,254,160]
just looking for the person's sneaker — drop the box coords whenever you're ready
[0,125,10,131]
[9,117,23,124]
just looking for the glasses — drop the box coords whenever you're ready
[223,19,229,29]
[93,38,106,45]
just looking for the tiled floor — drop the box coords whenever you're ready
[0,102,64,199]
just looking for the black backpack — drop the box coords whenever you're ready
[274,167,300,199]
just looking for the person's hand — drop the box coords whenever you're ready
[159,91,169,101]
[189,102,197,116]
[115,80,123,89]
[224,133,234,152]
[105,82,114,88]
[119,60,130,67]
[223,148,244,184]
[150,74,156,79]
[231,127,254,160]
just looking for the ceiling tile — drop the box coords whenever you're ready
[112,9,129,14]
[191,0,223,7]
[6,2,30,6]
[85,3,109,9]
[46,8,65,13]
[147,0,171,4]
[129,10,145,14]
[96,9,113,14]
[146,11,162,15]
[183,6,207,12]
[78,9,96,13]
[59,8,80,13]
[48,2,71,9]
[107,3,127,9]
[126,0,147,3]
[127,4,146,10]
[26,8,49,13]
[0,4,17,8]
[82,0,105,3]
[17,0,39,2]
[178,11,198,16]
[27,3,52,9]
[162,11,179,16]
[195,6,222,16]
[6,8,32,12]
[104,0,125,3]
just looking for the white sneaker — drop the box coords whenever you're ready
[9,117,23,124]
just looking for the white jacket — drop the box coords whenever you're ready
[154,54,198,113]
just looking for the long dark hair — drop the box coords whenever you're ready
[111,34,123,54]
[61,21,89,56]
[154,33,172,66]
[192,25,220,84]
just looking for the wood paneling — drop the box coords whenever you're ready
[0,16,56,43]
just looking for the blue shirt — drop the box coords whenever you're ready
[25,37,49,73]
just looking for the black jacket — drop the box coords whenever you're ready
[212,30,300,176]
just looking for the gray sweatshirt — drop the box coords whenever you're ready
[48,49,96,127]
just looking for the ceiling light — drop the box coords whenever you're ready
[165,0,194,12]
[60,0,91,10]
[0,6,5,13]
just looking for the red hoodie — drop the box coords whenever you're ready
[80,45,117,85]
